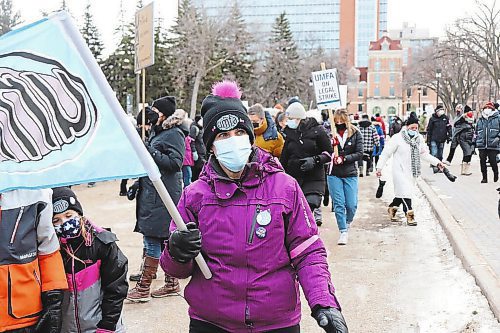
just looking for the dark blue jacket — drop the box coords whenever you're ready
[474,111,500,150]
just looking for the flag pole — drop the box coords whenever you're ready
[56,12,212,279]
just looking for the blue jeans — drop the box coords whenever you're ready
[143,236,163,259]
[430,141,444,161]
[182,165,192,187]
[327,176,358,232]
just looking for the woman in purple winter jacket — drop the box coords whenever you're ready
[160,81,348,333]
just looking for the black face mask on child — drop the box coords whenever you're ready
[335,123,347,131]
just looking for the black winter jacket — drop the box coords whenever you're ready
[427,113,452,143]
[451,116,475,156]
[190,122,207,161]
[136,125,185,238]
[328,130,363,178]
[280,118,333,195]
[61,223,128,331]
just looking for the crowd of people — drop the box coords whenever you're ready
[2,75,500,332]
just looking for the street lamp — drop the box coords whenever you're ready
[435,68,442,107]
[417,86,422,109]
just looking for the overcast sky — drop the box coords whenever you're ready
[13,0,479,55]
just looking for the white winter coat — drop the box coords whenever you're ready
[377,131,441,198]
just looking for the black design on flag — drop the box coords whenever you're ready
[0,52,97,163]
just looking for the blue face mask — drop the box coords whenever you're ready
[286,119,299,129]
[407,129,417,137]
[213,135,252,172]
[54,216,81,240]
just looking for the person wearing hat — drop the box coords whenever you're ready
[50,187,128,333]
[358,114,380,177]
[376,115,444,225]
[280,102,333,226]
[0,189,68,333]
[160,80,347,333]
[444,105,475,175]
[474,101,500,183]
[128,96,186,302]
[248,103,285,158]
[426,105,452,173]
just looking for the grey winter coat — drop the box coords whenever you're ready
[135,124,185,238]
[474,111,500,151]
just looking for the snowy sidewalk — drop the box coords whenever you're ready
[418,149,500,320]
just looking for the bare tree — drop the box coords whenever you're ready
[447,0,500,90]
[405,41,484,113]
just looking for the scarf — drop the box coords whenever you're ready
[402,130,421,178]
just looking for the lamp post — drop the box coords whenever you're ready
[418,86,422,110]
[435,68,442,107]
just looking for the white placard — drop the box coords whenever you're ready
[135,2,155,72]
[312,68,342,110]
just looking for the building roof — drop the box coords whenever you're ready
[369,36,402,51]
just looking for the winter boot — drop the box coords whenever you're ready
[495,172,499,183]
[406,210,417,226]
[127,256,159,302]
[359,165,364,177]
[388,206,398,221]
[130,250,157,282]
[462,162,472,176]
[481,173,488,183]
[151,274,181,298]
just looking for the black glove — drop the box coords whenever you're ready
[443,167,457,182]
[300,157,317,172]
[35,290,64,333]
[127,181,139,200]
[375,180,386,198]
[168,222,202,263]
[312,307,348,333]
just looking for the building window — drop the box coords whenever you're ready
[374,87,380,96]
[373,106,382,114]
[423,88,428,96]
[375,61,380,70]
[389,61,395,71]
[407,103,412,111]
[390,73,395,82]
[358,88,363,97]
[423,103,428,110]
[375,74,380,83]
[358,104,363,112]
[407,88,412,97]
[390,87,395,97]
[388,106,397,115]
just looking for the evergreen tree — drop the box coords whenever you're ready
[102,3,135,110]
[262,12,302,106]
[146,20,174,101]
[0,0,21,36]
[80,2,104,64]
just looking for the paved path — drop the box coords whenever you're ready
[74,174,500,332]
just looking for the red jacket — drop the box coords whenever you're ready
[0,189,68,332]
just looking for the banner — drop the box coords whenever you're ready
[0,12,150,192]
[135,2,155,72]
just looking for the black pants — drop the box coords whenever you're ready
[479,149,498,179]
[390,198,412,213]
[120,178,128,193]
[189,319,300,333]
[447,147,472,163]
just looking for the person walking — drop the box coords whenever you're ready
[0,189,68,333]
[160,80,347,333]
[51,187,128,333]
[358,114,380,176]
[418,112,428,137]
[376,115,444,225]
[372,116,385,170]
[389,115,403,137]
[474,102,500,183]
[190,116,207,182]
[280,102,333,226]
[444,106,475,175]
[181,115,198,188]
[327,109,363,245]
[248,103,285,158]
[127,96,185,302]
[426,105,452,173]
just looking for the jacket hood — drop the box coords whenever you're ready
[199,148,284,199]
[432,113,447,120]
[298,117,320,131]
[358,120,371,127]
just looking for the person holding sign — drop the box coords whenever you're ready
[327,110,363,245]
[280,102,333,226]
[160,81,347,333]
